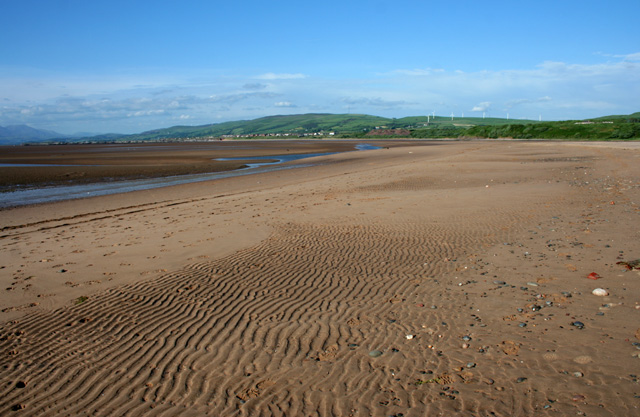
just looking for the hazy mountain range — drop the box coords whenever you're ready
[2,112,639,145]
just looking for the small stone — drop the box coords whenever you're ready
[405,334,414,340]
[15,381,26,388]
[571,321,585,330]
[527,282,539,287]
[592,288,609,296]
[573,372,584,377]
[466,362,476,368]
[493,280,506,286]
[462,343,470,349]
[518,323,527,328]
[516,377,527,383]
[369,350,383,358]
[462,336,472,341]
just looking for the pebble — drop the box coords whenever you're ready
[405,334,414,340]
[572,321,585,330]
[493,280,506,286]
[518,323,527,328]
[369,350,383,358]
[466,362,476,368]
[573,372,584,378]
[592,288,609,296]
[462,336,472,341]
[527,282,539,287]
[516,377,527,383]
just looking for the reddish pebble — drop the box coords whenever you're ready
[572,394,586,402]
[587,272,601,280]
[416,303,424,307]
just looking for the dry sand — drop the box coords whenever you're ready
[1,140,639,416]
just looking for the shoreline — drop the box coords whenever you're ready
[1,141,638,416]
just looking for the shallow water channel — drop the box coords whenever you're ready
[0,144,379,208]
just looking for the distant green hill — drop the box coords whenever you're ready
[62,111,640,143]
[119,113,392,141]
[464,112,640,140]
[96,113,548,142]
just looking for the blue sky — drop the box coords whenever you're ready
[1,0,639,134]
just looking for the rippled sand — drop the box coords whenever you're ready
[1,141,639,416]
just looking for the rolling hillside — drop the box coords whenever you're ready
[7,112,640,144]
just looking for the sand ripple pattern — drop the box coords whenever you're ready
[1,216,524,416]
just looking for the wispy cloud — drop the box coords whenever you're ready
[256,73,306,80]
[1,54,638,133]
[471,102,491,112]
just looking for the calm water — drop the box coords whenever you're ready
[0,144,380,208]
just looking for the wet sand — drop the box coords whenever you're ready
[1,140,639,416]
[0,140,396,191]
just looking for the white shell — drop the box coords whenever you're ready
[592,288,609,296]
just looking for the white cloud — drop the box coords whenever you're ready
[471,102,491,112]
[1,54,638,133]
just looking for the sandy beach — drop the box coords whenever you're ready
[1,140,639,416]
